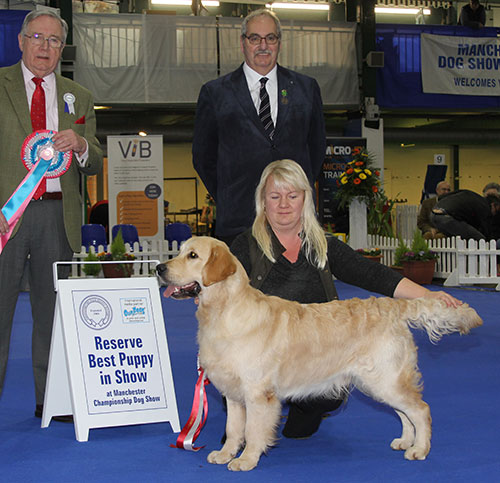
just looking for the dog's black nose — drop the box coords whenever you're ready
[156,263,167,275]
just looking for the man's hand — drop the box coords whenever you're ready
[52,129,86,156]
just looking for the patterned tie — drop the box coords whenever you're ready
[31,77,46,199]
[259,77,274,139]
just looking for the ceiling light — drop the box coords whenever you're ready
[151,0,220,6]
[266,2,330,11]
[375,7,430,15]
[139,131,148,137]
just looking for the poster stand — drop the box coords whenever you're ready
[41,262,180,442]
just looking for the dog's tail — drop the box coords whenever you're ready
[395,298,483,343]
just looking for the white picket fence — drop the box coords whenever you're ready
[73,233,499,291]
[72,239,183,279]
[368,234,500,291]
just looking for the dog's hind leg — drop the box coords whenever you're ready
[227,391,281,471]
[360,367,432,460]
[391,409,415,451]
[207,398,245,465]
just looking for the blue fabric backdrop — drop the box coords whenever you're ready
[0,10,26,68]
[376,24,500,109]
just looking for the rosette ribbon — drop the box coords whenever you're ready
[0,131,72,255]
[171,367,209,451]
[0,149,52,254]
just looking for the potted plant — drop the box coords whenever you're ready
[400,230,438,284]
[82,251,101,277]
[96,229,135,278]
[392,237,410,274]
[356,247,382,263]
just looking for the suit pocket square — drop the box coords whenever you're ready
[75,116,86,124]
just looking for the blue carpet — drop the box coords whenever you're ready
[0,282,499,482]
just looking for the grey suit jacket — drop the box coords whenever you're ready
[0,62,103,252]
[192,63,326,237]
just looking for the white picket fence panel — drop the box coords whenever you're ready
[72,239,183,279]
[368,234,500,291]
[395,204,419,240]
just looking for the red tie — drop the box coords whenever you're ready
[31,77,46,199]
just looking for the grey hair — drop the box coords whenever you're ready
[252,159,327,269]
[20,9,68,45]
[482,182,500,196]
[241,9,282,39]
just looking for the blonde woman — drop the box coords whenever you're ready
[230,159,461,438]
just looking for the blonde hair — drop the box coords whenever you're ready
[252,159,327,269]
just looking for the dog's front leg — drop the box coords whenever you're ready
[227,391,281,471]
[207,398,245,465]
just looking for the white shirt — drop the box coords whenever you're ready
[243,63,278,126]
[21,61,88,192]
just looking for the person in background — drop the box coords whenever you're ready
[482,183,500,240]
[430,189,500,241]
[482,182,500,197]
[459,0,486,29]
[230,159,462,439]
[0,10,103,420]
[192,9,326,247]
[417,180,451,240]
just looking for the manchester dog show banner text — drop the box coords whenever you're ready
[421,33,500,96]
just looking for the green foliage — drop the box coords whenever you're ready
[110,228,127,259]
[400,229,438,262]
[393,237,410,267]
[83,251,101,276]
[367,191,396,237]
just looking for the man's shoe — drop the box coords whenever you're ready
[35,404,74,423]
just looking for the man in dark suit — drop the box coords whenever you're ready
[0,10,102,419]
[192,9,326,246]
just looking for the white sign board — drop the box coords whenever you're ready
[107,135,164,241]
[42,276,180,442]
[434,154,446,165]
[421,33,500,96]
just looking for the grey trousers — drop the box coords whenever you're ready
[0,200,73,405]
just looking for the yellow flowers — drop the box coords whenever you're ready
[335,150,381,209]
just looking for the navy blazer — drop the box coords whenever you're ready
[192,63,326,237]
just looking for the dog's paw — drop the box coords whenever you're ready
[390,437,412,451]
[207,450,235,465]
[404,446,429,461]
[227,456,258,472]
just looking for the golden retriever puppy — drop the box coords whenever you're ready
[156,236,482,472]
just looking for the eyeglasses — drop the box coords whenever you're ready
[244,33,280,45]
[24,33,63,49]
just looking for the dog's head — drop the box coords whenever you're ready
[156,236,238,299]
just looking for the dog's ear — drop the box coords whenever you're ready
[202,244,237,287]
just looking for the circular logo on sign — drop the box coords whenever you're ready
[79,295,113,330]
[144,183,161,199]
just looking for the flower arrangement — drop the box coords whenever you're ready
[398,230,438,263]
[356,248,381,257]
[336,150,381,209]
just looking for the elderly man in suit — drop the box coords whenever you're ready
[192,9,326,246]
[0,10,102,419]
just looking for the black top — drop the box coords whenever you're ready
[435,189,492,237]
[231,229,403,304]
